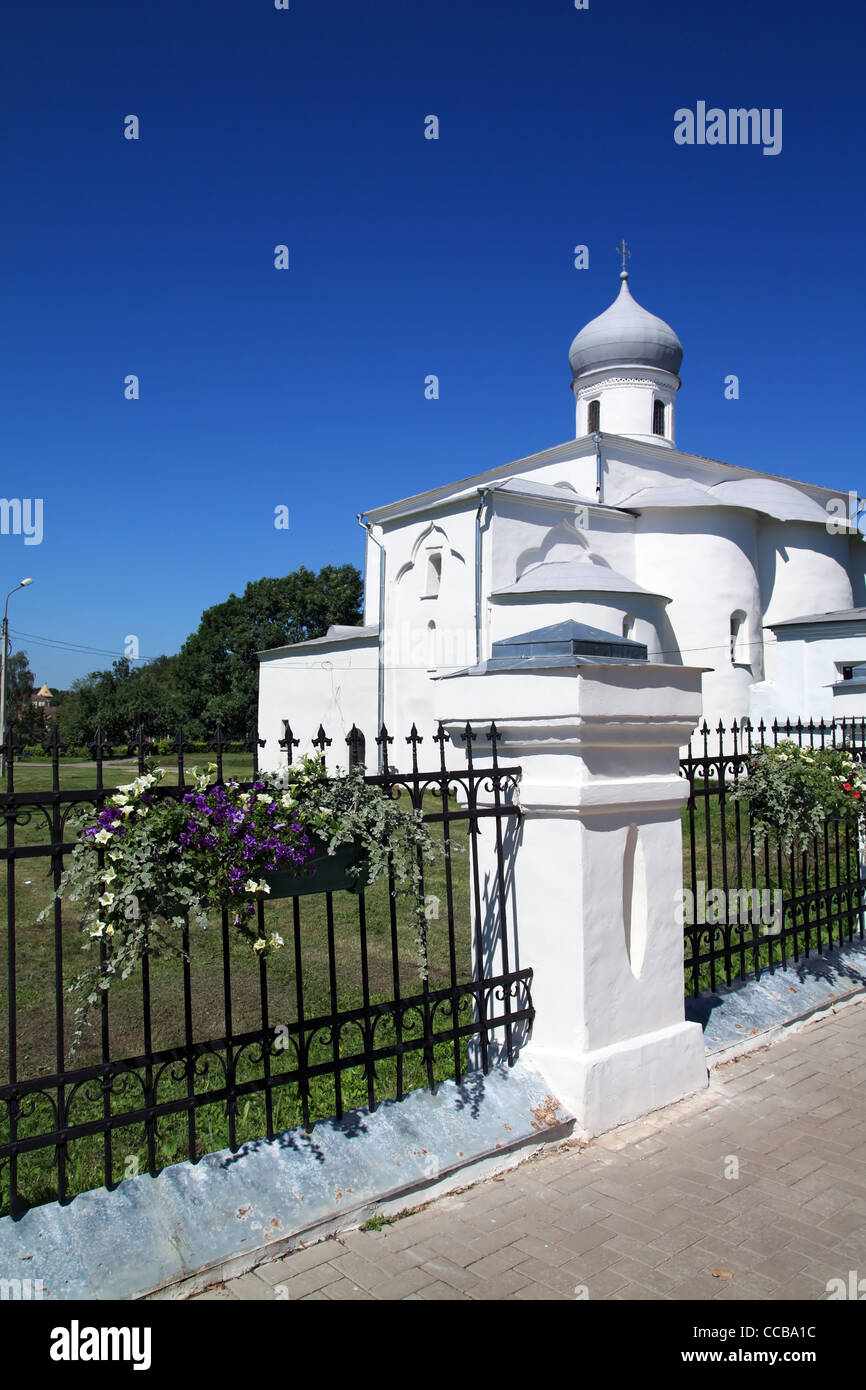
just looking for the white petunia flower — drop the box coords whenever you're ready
[268,932,284,950]
[98,892,115,907]
[252,938,267,954]
[94,829,112,845]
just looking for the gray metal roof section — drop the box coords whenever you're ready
[439,619,648,677]
[769,608,866,630]
[568,274,683,380]
[257,624,378,657]
[708,478,830,524]
[616,481,729,511]
[492,559,670,602]
[490,478,595,506]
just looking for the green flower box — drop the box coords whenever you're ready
[264,839,369,898]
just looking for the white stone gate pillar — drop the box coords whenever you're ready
[435,655,708,1138]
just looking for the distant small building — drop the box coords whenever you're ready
[29,684,56,718]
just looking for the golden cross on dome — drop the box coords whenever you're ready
[616,238,631,274]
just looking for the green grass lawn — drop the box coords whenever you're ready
[1,757,476,1215]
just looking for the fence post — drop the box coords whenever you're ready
[435,657,708,1138]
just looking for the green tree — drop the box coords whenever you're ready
[5,649,45,742]
[174,564,363,736]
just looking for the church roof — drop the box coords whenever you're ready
[769,608,866,629]
[489,478,595,506]
[707,478,830,524]
[492,559,670,602]
[257,624,378,657]
[569,273,683,381]
[617,477,832,525]
[438,619,650,676]
[616,482,729,511]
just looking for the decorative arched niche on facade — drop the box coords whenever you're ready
[515,517,593,579]
[394,522,465,596]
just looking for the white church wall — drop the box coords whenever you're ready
[382,505,477,734]
[758,521,853,628]
[848,533,866,607]
[488,499,636,591]
[633,508,762,719]
[258,639,379,774]
[756,625,866,722]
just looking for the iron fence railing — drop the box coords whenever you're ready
[680,717,866,996]
[0,722,532,1217]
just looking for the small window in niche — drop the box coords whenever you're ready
[622,614,635,639]
[588,399,600,433]
[426,619,437,670]
[425,551,442,597]
[653,399,666,436]
[730,610,748,666]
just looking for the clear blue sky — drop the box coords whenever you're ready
[1,0,863,688]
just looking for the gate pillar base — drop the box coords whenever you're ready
[524,1021,707,1140]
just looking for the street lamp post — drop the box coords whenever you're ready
[0,578,34,777]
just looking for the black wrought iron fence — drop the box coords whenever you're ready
[0,722,532,1217]
[681,717,866,996]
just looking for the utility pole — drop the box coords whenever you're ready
[1,578,34,777]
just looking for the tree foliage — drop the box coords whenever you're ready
[5,649,48,743]
[54,565,363,745]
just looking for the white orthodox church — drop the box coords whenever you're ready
[258,261,866,764]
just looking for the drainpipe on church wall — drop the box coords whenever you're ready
[592,431,603,503]
[356,514,385,749]
[475,489,492,666]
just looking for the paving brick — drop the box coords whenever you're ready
[503,1255,584,1297]
[510,1235,575,1267]
[367,1266,439,1300]
[264,1264,344,1298]
[219,1271,273,1300]
[471,1269,533,1299]
[464,1248,524,1279]
[415,1280,463,1300]
[208,1001,866,1304]
[262,1240,340,1278]
[327,1252,391,1291]
[321,1279,375,1300]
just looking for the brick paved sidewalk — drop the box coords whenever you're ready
[190,999,866,1302]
